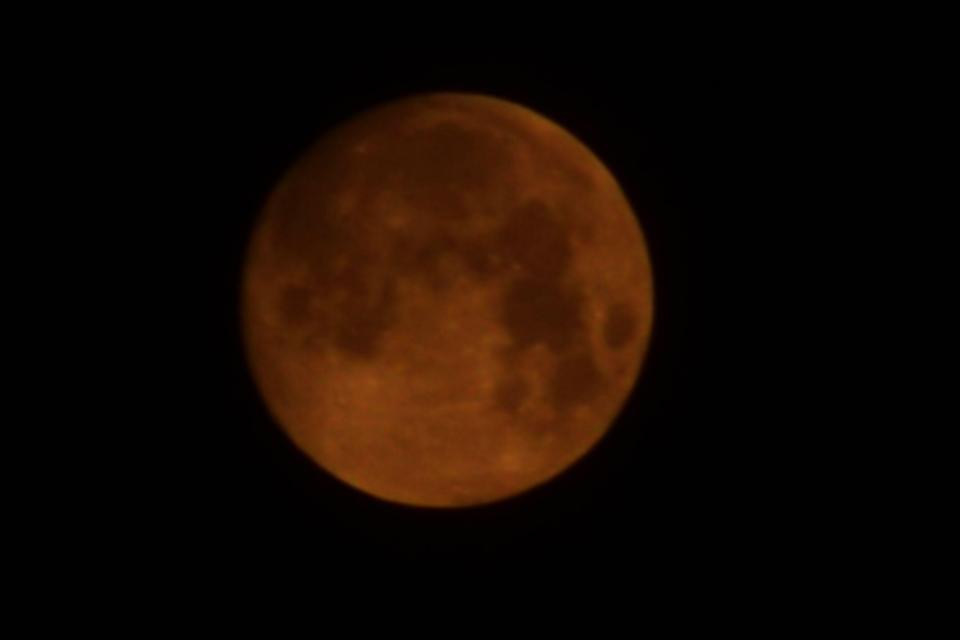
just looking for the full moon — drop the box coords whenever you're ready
[242,93,654,507]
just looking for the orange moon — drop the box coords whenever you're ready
[241,93,654,508]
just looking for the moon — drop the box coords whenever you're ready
[241,93,654,508]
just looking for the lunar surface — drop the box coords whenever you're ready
[242,93,654,507]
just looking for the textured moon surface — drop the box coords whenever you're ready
[242,93,654,507]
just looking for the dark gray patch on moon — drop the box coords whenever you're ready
[457,236,502,278]
[499,199,572,279]
[493,198,607,411]
[500,278,585,352]
[550,350,605,409]
[333,286,396,357]
[385,121,513,220]
[494,375,529,413]
[603,302,638,349]
[278,285,313,326]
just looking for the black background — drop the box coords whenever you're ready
[114,45,817,579]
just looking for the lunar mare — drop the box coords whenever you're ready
[242,93,654,507]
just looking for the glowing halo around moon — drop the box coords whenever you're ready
[241,93,654,508]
